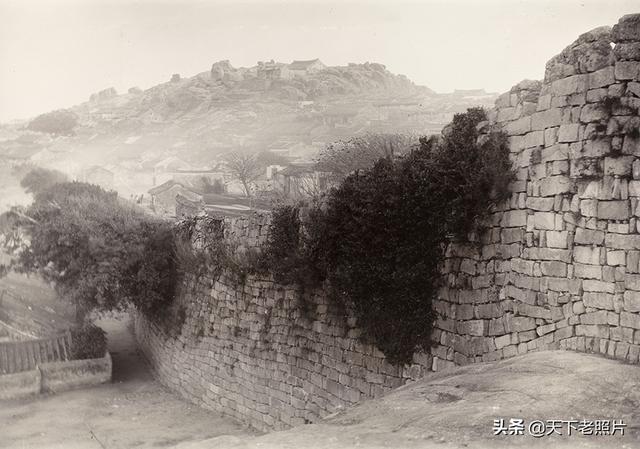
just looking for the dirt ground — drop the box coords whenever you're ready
[0,316,256,449]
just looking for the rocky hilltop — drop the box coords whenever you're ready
[0,59,496,175]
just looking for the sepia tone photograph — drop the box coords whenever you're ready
[1,0,640,447]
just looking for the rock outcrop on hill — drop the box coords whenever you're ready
[0,60,496,172]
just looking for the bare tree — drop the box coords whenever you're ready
[316,133,418,182]
[223,151,264,197]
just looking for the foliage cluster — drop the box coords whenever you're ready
[69,323,107,360]
[0,180,178,323]
[262,108,514,364]
[27,109,78,136]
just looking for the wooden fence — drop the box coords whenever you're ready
[0,332,72,375]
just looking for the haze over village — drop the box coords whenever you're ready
[3,2,640,449]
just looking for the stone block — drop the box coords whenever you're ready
[628,251,640,273]
[531,108,563,131]
[523,130,544,148]
[557,124,580,143]
[540,176,573,196]
[526,197,555,211]
[582,279,615,293]
[580,104,608,123]
[612,14,640,42]
[574,262,602,280]
[620,311,640,329]
[541,144,569,162]
[604,156,634,177]
[540,261,567,277]
[500,210,528,227]
[624,290,640,312]
[588,66,615,89]
[607,250,626,266]
[606,233,640,249]
[574,227,604,244]
[615,61,640,81]
[546,231,569,248]
[550,75,588,96]
[504,117,532,135]
[614,42,640,61]
[511,316,537,332]
[580,199,598,217]
[574,246,601,265]
[583,292,614,310]
[597,200,630,220]
[534,212,557,230]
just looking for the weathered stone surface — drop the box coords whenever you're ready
[557,124,579,143]
[574,262,602,279]
[615,61,640,81]
[614,42,640,61]
[533,212,557,230]
[500,210,528,228]
[580,199,598,217]
[540,261,567,277]
[574,228,605,244]
[589,66,615,88]
[526,197,555,211]
[546,231,568,248]
[583,292,614,310]
[612,14,640,43]
[604,156,634,177]
[597,200,630,220]
[531,108,563,130]
[539,176,573,196]
[624,291,640,312]
[606,233,640,249]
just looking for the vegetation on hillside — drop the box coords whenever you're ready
[0,108,512,365]
[262,108,514,364]
[0,177,177,324]
[27,109,78,136]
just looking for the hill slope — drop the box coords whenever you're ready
[0,60,496,173]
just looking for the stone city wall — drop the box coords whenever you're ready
[135,14,640,432]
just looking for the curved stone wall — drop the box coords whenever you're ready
[135,14,640,431]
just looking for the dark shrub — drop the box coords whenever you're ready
[70,324,107,360]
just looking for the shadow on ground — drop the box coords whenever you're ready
[0,315,255,449]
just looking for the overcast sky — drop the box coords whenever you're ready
[0,0,637,122]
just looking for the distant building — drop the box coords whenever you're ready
[170,170,227,194]
[288,59,326,77]
[81,165,114,189]
[271,163,331,199]
[148,180,203,217]
[256,60,291,80]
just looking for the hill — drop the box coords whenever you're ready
[0,59,496,196]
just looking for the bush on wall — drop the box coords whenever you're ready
[262,107,514,364]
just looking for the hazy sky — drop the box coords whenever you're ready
[0,0,637,122]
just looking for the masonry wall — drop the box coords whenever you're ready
[135,14,640,432]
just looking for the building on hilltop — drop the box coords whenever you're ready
[288,59,326,77]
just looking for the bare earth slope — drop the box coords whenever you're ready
[175,351,640,449]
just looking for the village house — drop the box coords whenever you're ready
[148,180,203,217]
[270,163,331,199]
[287,59,326,77]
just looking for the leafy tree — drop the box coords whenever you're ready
[0,182,177,324]
[20,167,68,195]
[223,151,264,197]
[27,109,78,136]
[316,133,417,182]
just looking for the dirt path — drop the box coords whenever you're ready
[0,316,255,449]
